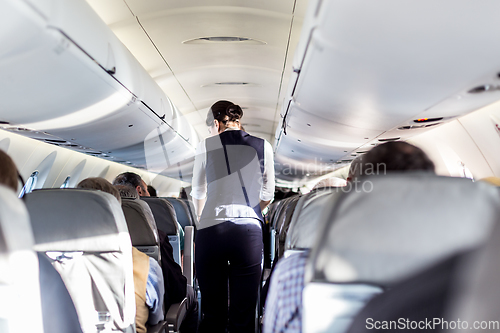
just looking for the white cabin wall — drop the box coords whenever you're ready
[409,101,500,180]
[0,129,187,197]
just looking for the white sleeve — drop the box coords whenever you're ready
[190,140,207,200]
[260,140,275,202]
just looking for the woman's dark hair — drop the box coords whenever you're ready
[206,100,243,126]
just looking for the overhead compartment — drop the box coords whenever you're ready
[0,0,198,179]
[276,0,500,183]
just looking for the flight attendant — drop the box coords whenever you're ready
[191,100,275,332]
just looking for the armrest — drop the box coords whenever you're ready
[165,298,188,332]
[146,320,167,333]
[183,226,194,285]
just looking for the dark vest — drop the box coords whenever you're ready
[203,130,265,222]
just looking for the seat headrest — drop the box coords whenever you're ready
[307,174,500,285]
[0,185,33,253]
[25,189,128,252]
[0,186,44,331]
[165,198,192,229]
[121,198,157,246]
[286,187,344,250]
[141,197,178,235]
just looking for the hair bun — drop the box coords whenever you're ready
[226,104,243,121]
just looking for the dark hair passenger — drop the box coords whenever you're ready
[362,141,435,175]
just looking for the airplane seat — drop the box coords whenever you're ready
[275,195,301,260]
[285,186,344,255]
[345,186,500,333]
[262,188,343,327]
[0,185,44,333]
[164,198,193,231]
[37,252,83,333]
[24,189,136,333]
[268,197,295,266]
[179,198,198,227]
[303,174,500,333]
[141,198,193,333]
[345,251,463,333]
[121,198,161,261]
[141,197,182,266]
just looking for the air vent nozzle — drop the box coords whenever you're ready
[468,85,500,94]
[202,82,260,87]
[183,36,266,45]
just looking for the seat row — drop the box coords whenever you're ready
[263,173,500,333]
[0,185,195,333]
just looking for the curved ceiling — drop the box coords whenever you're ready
[85,0,310,143]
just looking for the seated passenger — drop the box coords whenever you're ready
[0,150,18,192]
[0,150,82,333]
[77,177,164,333]
[263,142,435,333]
[147,185,157,197]
[114,173,198,333]
[114,183,159,242]
[114,172,184,248]
[480,176,500,187]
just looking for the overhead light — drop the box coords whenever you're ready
[201,82,260,87]
[182,36,266,45]
[414,117,443,123]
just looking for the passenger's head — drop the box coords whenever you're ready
[363,141,435,174]
[206,100,243,135]
[114,184,139,199]
[346,155,366,182]
[147,185,157,197]
[480,177,500,187]
[113,172,150,197]
[179,187,188,199]
[77,177,121,203]
[0,150,19,192]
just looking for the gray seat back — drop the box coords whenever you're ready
[141,197,181,265]
[275,195,301,259]
[165,197,193,230]
[141,197,178,235]
[180,199,198,227]
[122,198,160,261]
[446,213,500,331]
[307,174,500,285]
[303,174,500,333]
[0,185,45,333]
[25,189,136,333]
[285,187,344,252]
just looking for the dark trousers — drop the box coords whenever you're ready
[195,220,263,333]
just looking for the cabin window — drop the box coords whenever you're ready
[60,176,71,188]
[459,162,474,181]
[19,171,39,198]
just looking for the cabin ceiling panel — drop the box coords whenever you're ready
[84,0,133,25]
[85,0,307,143]
[123,0,297,19]
[274,0,500,183]
[293,0,500,129]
